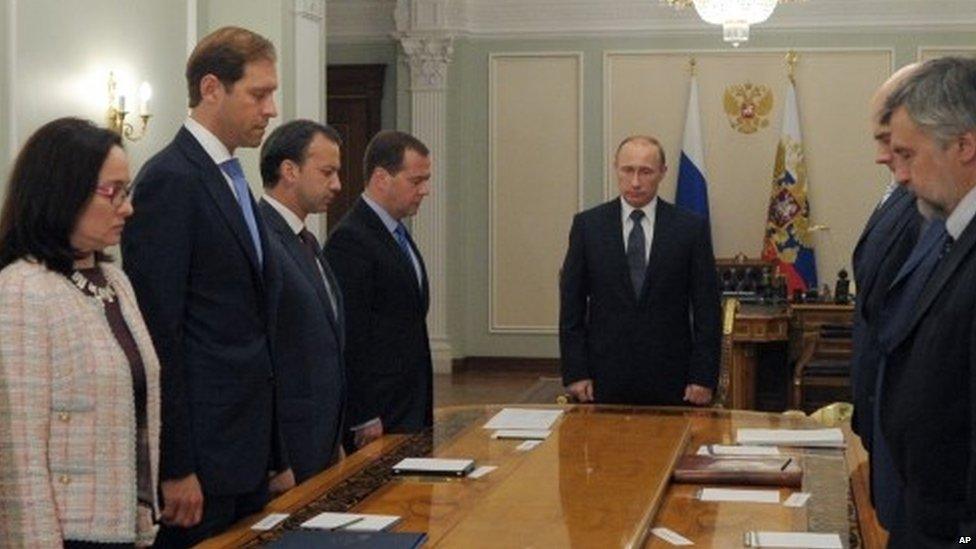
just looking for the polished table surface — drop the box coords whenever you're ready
[199,405,857,548]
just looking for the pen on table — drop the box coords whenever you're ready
[780,457,792,471]
[333,516,365,530]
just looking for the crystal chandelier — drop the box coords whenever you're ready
[663,0,800,47]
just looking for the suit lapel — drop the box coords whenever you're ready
[641,200,673,302]
[355,199,426,310]
[860,186,904,248]
[602,199,635,302]
[400,227,430,314]
[176,128,264,282]
[320,258,346,348]
[903,216,976,338]
[259,200,342,341]
[860,189,916,296]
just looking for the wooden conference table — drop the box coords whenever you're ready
[200,405,864,548]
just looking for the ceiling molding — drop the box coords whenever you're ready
[327,0,976,43]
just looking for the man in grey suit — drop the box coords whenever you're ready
[259,120,346,484]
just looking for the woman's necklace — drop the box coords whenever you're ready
[70,270,116,304]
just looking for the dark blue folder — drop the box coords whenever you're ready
[266,530,427,548]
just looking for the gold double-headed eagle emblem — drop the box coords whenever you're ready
[723,83,774,134]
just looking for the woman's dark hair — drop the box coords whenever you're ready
[0,117,123,274]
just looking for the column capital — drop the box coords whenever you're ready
[293,0,324,22]
[397,33,454,90]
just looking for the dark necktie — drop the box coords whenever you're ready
[627,209,647,297]
[219,158,263,265]
[298,228,338,315]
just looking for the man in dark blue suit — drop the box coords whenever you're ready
[880,56,976,547]
[122,27,289,546]
[325,131,433,450]
[258,120,346,483]
[559,135,721,406]
[849,65,922,532]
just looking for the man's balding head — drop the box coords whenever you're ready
[871,63,920,170]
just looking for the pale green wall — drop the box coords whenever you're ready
[0,1,9,177]
[0,0,189,190]
[331,28,976,359]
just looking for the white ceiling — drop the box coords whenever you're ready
[326,0,976,42]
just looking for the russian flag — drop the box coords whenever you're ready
[675,74,711,224]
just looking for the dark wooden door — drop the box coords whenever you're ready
[326,64,385,233]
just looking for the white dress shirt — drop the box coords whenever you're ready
[183,117,242,199]
[263,195,338,313]
[620,196,657,261]
[946,183,976,241]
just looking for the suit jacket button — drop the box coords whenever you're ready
[59,474,71,485]
[58,411,70,422]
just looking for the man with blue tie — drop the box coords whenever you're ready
[325,130,433,450]
[258,120,346,483]
[880,56,976,546]
[122,27,289,546]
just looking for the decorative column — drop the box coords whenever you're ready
[395,2,455,373]
[292,0,327,238]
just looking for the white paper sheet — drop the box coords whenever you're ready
[782,492,812,508]
[516,440,544,451]
[250,512,289,531]
[744,531,842,548]
[736,428,845,448]
[491,429,552,440]
[300,512,401,532]
[468,465,498,479]
[695,444,781,456]
[483,408,563,430]
[698,488,780,504]
[651,526,695,545]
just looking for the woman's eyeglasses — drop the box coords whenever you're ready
[94,183,133,207]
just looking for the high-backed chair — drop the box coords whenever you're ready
[791,323,853,412]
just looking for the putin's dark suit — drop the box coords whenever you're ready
[260,199,345,483]
[559,198,721,405]
[881,214,976,546]
[325,197,433,433]
[850,185,921,450]
[122,127,282,544]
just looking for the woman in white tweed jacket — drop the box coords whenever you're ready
[0,118,161,548]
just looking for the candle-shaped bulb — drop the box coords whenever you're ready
[139,82,152,115]
[118,94,126,113]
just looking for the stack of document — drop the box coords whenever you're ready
[696,444,781,456]
[483,408,563,430]
[483,408,562,442]
[743,531,842,548]
[735,428,845,448]
[301,512,401,532]
[491,429,551,440]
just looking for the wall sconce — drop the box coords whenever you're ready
[107,71,152,141]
